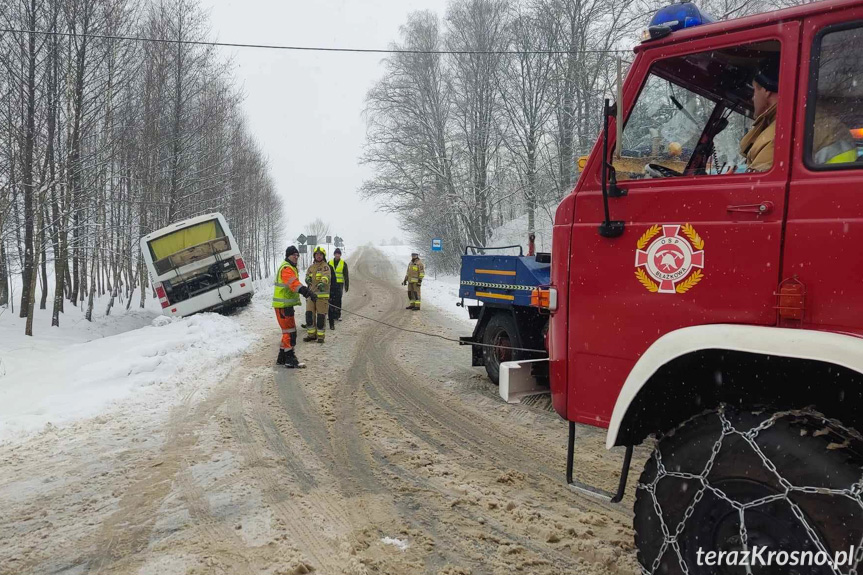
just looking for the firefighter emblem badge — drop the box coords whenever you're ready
[635,224,704,294]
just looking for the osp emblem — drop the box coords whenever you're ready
[635,224,704,294]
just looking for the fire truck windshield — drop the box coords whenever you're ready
[615,40,780,180]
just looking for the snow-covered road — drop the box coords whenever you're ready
[0,247,640,575]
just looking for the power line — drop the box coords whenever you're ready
[0,28,630,55]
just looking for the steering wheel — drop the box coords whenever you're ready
[644,163,683,178]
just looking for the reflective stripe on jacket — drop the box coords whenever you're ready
[329,259,346,283]
[306,260,332,299]
[812,112,858,165]
[404,258,425,284]
[273,261,302,308]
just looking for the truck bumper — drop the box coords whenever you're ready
[499,358,549,404]
[163,280,254,317]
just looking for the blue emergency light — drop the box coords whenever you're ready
[644,2,713,41]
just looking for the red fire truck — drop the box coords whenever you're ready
[535,0,863,571]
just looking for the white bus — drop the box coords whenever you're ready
[140,212,254,317]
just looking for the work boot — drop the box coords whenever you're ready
[411,306,420,311]
[317,338,325,344]
[283,349,302,368]
[303,334,317,342]
[405,304,415,310]
[329,317,335,330]
[277,349,286,365]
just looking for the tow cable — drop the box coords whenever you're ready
[324,302,546,355]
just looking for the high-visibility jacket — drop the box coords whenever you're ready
[329,259,346,284]
[404,257,425,284]
[813,112,857,164]
[273,261,302,308]
[306,260,332,299]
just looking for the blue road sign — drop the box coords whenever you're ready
[431,238,443,252]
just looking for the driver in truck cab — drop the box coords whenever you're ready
[741,56,856,172]
[740,57,779,171]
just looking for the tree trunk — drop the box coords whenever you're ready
[20,4,39,318]
[25,196,43,336]
[85,245,97,321]
[0,233,8,307]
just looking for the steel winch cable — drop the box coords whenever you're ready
[324,301,547,355]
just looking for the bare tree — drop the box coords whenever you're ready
[498,2,556,232]
[0,0,284,334]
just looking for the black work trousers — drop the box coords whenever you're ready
[329,283,344,320]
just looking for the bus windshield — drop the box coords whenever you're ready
[148,219,230,274]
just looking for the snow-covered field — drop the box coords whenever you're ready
[0,284,264,444]
[376,245,472,325]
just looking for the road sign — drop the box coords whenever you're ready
[431,238,443,252]
[297,234,307,244]
[326,235,332,244]
[307,235,317,245]
[298,244,307,253]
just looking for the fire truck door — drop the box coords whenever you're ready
[566,24,800,426]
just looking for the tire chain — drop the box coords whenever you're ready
[637,407,863,575]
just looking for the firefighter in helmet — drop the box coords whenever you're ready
[327,248,349,330]
[273,246,316,368]
[304,246,332,343]
[402,251,425,310]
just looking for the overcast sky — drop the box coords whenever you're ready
[199,0,451,254]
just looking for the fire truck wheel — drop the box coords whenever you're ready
[633,408,863,575]
[481,312,523,385]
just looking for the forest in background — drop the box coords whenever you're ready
[0,0,283,334]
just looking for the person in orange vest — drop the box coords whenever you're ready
[273,246,316,368]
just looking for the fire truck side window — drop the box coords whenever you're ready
[806,25,863,168]
[616,42,780,180]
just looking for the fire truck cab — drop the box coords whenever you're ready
[551,0,863,571]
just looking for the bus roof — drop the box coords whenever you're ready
[142,212,227,242]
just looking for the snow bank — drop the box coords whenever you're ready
[488,203,558,254]
[0,286,260,444]
[376,245,471,325]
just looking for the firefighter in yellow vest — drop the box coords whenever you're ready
[304,246,332,343]
[273,246,316,368]
[327,248,349,330]
[402,251,425,310]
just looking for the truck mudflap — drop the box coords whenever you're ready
[499,358,550,403]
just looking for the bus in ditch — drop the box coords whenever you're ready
[140,212,254,317]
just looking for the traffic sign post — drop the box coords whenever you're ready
[298,243,308,268]
[297,234,307,245]
[431,238,443,252]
